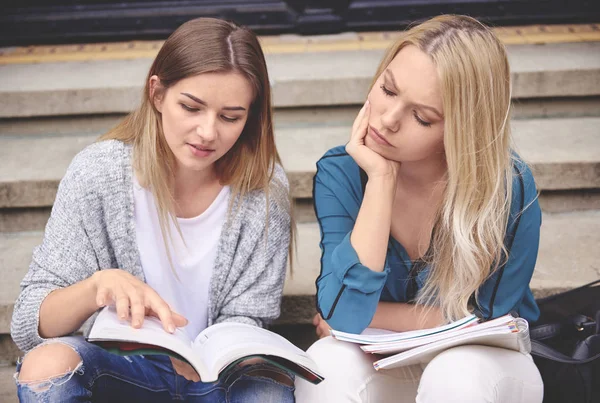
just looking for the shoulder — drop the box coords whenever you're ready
[315,145,357,183]
[316,145,357,175]
[64,140,131,191]
[510,155,539,212]
[268,163,291,221]
[239,163,291,225]
[67,140,131,183]
[270,163,289,195]
[509,155,541,229]
[314,145,362,199]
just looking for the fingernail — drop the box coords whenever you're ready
[366,99,370,106]
[97,298,104,306]
[168,324,175,333]
[133,320,141,327]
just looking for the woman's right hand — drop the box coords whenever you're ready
[345,100,400,179]
[92,269,188,333]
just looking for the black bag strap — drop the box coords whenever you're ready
[532,279,600,340]
[531,340,600,365]
[531,314,597,341]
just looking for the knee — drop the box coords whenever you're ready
[306,336,368,367]
[417,346,543,403]
[299,336,375,388]
[18,343,82,383]
[418,347,487,402]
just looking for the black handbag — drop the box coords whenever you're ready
[530,279,600,403]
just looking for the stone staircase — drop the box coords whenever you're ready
[0,38,599,400]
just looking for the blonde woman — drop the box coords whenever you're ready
[295,15,543,402]
[12,18,294,402]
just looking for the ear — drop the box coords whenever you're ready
[148,75,164,113]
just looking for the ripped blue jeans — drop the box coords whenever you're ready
[14,336,295,402]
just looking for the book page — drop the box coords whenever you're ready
[331,314,480,344]
[361,315,519,354]
[192,322,322,382]
[87,307,209,377]
[360,328,397,336]
[373,327,524,370]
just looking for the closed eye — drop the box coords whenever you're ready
[181,103,240,123]
[380,84,396,97]
[180,103,199,112]
[413,111,432,127]
[221,115,239,123]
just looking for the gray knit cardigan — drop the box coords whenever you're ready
[11,140,291,352]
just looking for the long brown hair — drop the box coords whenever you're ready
[101,17,294,267]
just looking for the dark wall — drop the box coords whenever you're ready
[2,0,598,46]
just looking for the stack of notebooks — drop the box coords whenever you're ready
[331,314,531,370]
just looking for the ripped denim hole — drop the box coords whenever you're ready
[15,361,84,393]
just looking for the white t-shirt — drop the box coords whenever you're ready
[133,177,229,339]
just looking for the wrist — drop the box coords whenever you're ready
[367,171,397,182]
[365,174,397,197]
[89,270,102,291]
[89,270,108,305]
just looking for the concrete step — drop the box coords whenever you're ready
[2,210,600,335]
[2,94,600,144]
[1,116,598,213]
[3,95,600,141]
[1,335,20,366]
[0,365,16,403]
[280,116,600,195]
[1,42,599,118]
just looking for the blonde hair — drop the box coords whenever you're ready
[100,17,294,267]
[372,15,514,321]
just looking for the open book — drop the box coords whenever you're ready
[331,314,531,370]
[87,306,324,384]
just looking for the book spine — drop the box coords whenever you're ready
[516,318,532,354]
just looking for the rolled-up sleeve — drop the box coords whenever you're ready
[314,156,389,333]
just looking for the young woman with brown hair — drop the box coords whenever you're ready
[12,17,294,402]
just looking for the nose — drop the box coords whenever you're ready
[380,102,403,134]
[196,113,217,142]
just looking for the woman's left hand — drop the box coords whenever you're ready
[313,313,332,339]
[170,357,201,382]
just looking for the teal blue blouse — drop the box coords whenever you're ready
[314,146,541,333]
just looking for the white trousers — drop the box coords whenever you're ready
[295,336,543,403]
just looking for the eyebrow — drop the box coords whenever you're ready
[384,69,443,118]
[181,93,246,111]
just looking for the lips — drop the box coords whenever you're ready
[368,126,392,146]
[188,143,214,152]
[187,143,215,158]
